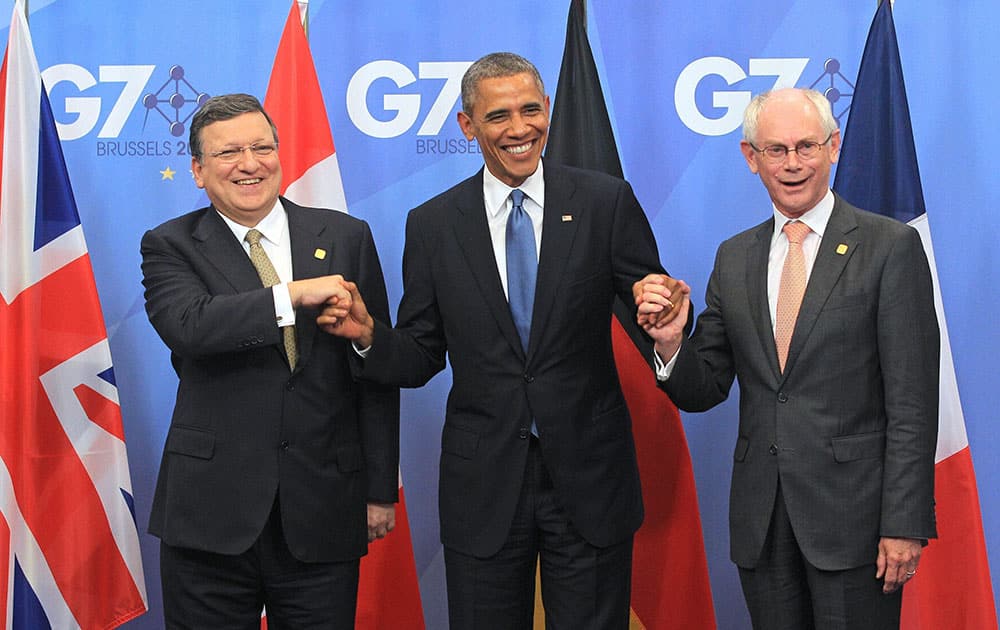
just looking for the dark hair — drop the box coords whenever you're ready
[460,52,545,114]
[188,93,279,160]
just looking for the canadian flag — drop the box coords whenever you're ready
[262,3,424,628]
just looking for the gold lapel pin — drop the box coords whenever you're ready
[561,215,573,222]
[836,244,848,255]
[314,248,327,260]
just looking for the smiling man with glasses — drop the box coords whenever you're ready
[638,88,939,630]
[140,93,400,629]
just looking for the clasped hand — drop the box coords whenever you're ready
[633,273,691,359]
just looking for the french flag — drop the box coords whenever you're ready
[833,2,997,628]
[262,3,425,628]
[0,2,147,629]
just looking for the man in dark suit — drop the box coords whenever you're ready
[638,88,939,629]
[323,53,684,629]
[141,94,399,629]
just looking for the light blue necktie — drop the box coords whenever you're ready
[506,189,536,352]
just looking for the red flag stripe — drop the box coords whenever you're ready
[901,448,998,629]
[264,2,335,192]
[612,321,717,628]
[73,384,126,442]
[356,486,425,628]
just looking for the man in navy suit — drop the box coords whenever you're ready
[141,94,399,629]
[324,53,685,629]
[639,88,938,630]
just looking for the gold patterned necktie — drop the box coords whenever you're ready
[245,228,297,370]
[775,221,811,373]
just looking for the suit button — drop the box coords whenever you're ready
[280,440,290,450]
[777,392,788,403]
[769,444,778,455]
[285,380,295,391]
[518,428,529,439]
[523,374,534,383]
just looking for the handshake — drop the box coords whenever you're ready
[632,273,691,358]
[291,272,691,357]
[288,275,375,347]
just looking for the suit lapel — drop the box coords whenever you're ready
[451,173,526,359]
[192,208,263,294]
[782,197,859,379]
[528,167,580,360]
[746,219,780,377]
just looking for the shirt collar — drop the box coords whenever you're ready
[217,198,287,246]
[483,160,546,218]
[771,189,834,242]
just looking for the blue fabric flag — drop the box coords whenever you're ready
[833,0,925,223]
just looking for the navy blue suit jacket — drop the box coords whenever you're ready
[141,198,399,562]
[362,162,665,557]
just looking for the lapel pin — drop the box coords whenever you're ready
[314,248,327,260]
[836,244,848,255]
[561,214,573,222]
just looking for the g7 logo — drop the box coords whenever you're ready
[347,60,471,138]
[41,64,155,141]
[674,57,809,136]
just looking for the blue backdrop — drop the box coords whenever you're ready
[5,1,996,627]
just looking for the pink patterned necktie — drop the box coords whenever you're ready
[775,221,811,373]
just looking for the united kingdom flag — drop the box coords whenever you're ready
[0,3,147,628]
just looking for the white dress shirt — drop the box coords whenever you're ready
[482,162,545,299]
[357,164,548,359]
[217,198,296,328]
[655,189,836,379]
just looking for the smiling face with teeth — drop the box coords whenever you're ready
[739,89,840,220]
[457,72,550,188]
[192,111,283,227]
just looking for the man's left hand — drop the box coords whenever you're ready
[876,536,922,593]
[367,503,396,542]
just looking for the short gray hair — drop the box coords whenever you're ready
[742,88,838,145]
[460,52,545,114]
[189,93,279,160]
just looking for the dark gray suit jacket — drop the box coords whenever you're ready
[361,162,665,557]
[141,198,398,562]
[662,194,938,571]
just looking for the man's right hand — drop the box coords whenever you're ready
[288,275,353,309]
[317,281,375,348]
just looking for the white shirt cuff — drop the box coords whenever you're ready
[272,284,296,327]
[653,345,680,381]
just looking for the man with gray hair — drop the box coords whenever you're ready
[141,93,399,628]
[638,87,939,629]
[324,52,686,628]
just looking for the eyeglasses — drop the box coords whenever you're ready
[749,133,833,163]
[205,143,278,163]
